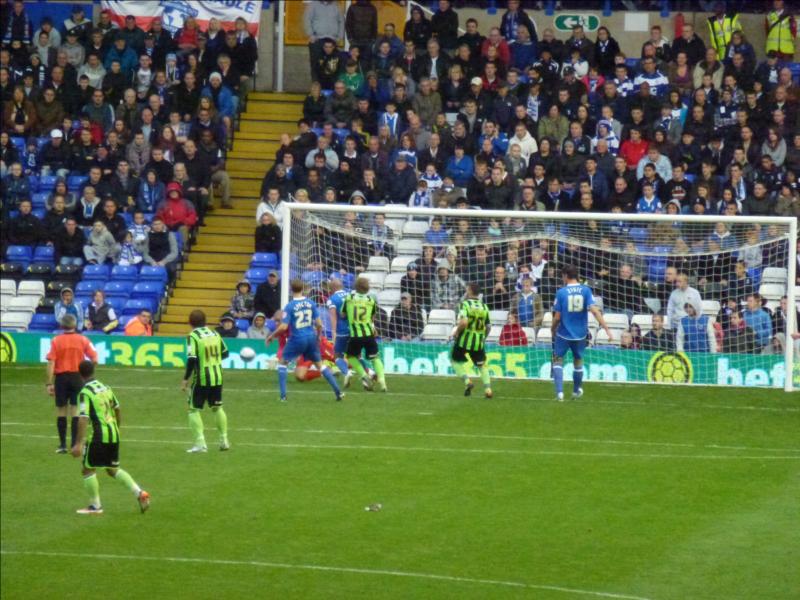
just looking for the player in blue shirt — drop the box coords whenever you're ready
[326,278,373,389]
[551,265,614,401]
[266,279,343,402]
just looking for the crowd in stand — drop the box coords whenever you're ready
[1,1,257,282]
[254,0,799,353]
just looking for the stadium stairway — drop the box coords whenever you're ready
[157,92,304,336]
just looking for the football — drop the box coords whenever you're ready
[239,347,256,362]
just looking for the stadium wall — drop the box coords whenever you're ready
[1,332,795,388]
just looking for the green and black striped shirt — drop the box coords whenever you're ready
[343,292,377,338]
[78,379,120,444]
[455,298,490,351]
[187,327,228,386]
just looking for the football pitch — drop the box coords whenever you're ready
[1,364,799,600]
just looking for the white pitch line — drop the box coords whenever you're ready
[1,382,798,413]
[3,422,799,454]
[3,432,798,461]
[0,549,652,599]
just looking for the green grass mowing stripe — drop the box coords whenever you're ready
[4,422,800,453]
[0,549,654,600]
[4,432,798,461]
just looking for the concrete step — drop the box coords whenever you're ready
[202,224,254,235]
[227,157,274,171]
[173,279,240,291]
[168,297,232,308]
[172,288,236,301]
[235,130,284,142]
[232,179,262,195]
[248,92,306,102]
[186,251,251,264]
[204,215,254,227]
[242,104,302,118]
[182,261,244,272]
[228,169,265,181]
[180,270,241,284]
[193,235,253,250]
[233,140,281,154]
[238,119,297,133]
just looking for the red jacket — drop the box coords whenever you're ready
[480,39,511,67]
[499,323,528,346]
[619,139,649,170]
[156,182,197,229]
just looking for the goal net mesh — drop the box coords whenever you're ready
[285,205,796,390]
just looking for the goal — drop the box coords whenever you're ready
[279,203,798,392]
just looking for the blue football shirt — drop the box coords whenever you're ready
[553,283,596,340]
[326,290,350,336]
[282,297,319,339]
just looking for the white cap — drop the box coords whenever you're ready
[209,72,222,82]
[470,76,483,86]
[50,129,64,138]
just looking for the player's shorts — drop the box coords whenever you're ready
[553,336,587,360]
[283,336,321,363]
[83,441,120,469]
[190,384,223,409]
[346,336,379,359]
[54,372,83,407]
[451,345,487,366]
[333,334,349,356]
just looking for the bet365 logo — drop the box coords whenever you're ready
[0,332,17,363]
[648,352,693,384]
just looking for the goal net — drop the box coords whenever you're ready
[280,204,798,392]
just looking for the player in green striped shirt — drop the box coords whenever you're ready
[341,277,387,391]
[71,360,150,515]
[450,283,493,398]
[182,310,230,453]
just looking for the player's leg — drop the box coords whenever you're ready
[279,338,303,401]
[333,336,352,386]
[571,340,587,398]
[450,345,473,395]
[346,338,371,389]
[552,337,568,401]
[68,374,82,447]
[186,385,208,452]
[472,350,492,398]
[79,466,102,513]
[209,387,229,450]
[106,443,150,512]
[366,338,386,391]
[54,379,68,453]
[308,339,342,399]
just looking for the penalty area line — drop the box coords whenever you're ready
[0,549,653,600]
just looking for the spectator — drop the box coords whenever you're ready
[484,266,512,311]
[388,293,424,341]
[667,272,703,331]
[722,310,758,353]
[742,293,773,351]
[255,212,282,253]
[84,221,119,265]
[304,0,344,82]
[38,129,70,178]
[499,312,528,346]
[431,264,465,310]
[136,168,165,214]
[431,0,459,52]
[124,309,153,336]
[516,276,543,328]
[229,280,255,321]
[216,312,243,338]
[7,199,43,246]
[142,217,179,276]
[256,187,285,228]
[104,35,137,80]
[52,217,85,266]
[401,262,427,310]
[641,314,675,351]
[246,312,270,340]
[54,287,84,331]
[42,194,70,240]
[4,86,37,136]
[676,298,717,353]
[671,23,706,66]
[85,290,119,334]
[254,271,281,318]
[156,182,197,240]
[345,0,378,62]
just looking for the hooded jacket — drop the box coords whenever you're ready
[156,182,198,230]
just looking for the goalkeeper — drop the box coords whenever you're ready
[450,283,493,398]
[342,277,387,392]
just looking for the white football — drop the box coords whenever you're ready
[239,347,256,362]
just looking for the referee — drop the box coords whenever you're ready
[46,314,98,453]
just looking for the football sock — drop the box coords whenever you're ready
[348,356,368,378]
[335,357,349,376]
[278,364,288,398]
[479,364,491,389]
[553,364,564,395]
[84,473,100,507]
[187,410,206,446]
[113,469,141,496]
[573,368,584,393]
[70,417,79,446]
[57,417,67,447]
[452,361,470,385]
[359,358,371,373]
[372,357,385,385]
[214,407,228,442]
[321,366,341,394]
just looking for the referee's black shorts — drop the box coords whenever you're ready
[451,345,487,366]
[346,336,379,359]
[190,385,223,409]
[54,372,83,407]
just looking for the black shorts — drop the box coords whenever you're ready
[83,441,119,469]
[346,336,379,359]
[451,345,487,366]
[54,372,83,407]
[190,385,223,409]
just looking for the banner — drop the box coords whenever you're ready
[2,332,796,389]
[100,1,262,37]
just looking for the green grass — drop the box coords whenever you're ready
[2,364,799,600]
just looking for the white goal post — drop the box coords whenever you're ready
[279,203,797,392]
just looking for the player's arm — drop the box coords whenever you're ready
[265,322,288,344]
[70,393,89,457]
[83,337,99,363]
[328,303,339,341]
[220,338,230,359]
[589,305,613,340]
[182,337,198,391]
[46,359,56,396]
[451,315,468,340]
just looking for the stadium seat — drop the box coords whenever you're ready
[26,263,53,279]
[67,175,88,190]
[377,289,400,308]
[0,311,33,331]
[761,267,787,285]
[535,328,552,347]
[32,246,55,263]
[31,192,50,209]
[631,314,653,333]
[1,280,17,296]
[383,272,403,289]
[301,270,326,287]
[235,318,250,332]
[367,256,390,273]
[6,246,33,263]
[17,280,45,298]
[360,271,386,289]
[522,327,536,343]
[111,265,139,281]
[75,295,92,309]
[1,294,14,311]
[489,310,508,326]
[10,136,25,155]
[104,281,135,296]
[397,239,422,256]
[759,283,785,301]
[28,313,58,332]
[540,311,553,328]
[428,309,455,325]
[486,327,501,344]
[131,282,165,302]
[31,208,46,220]
[421,323,450,341]
[139,266,168,282]
[402,221,430,237]
[244,268,268,284]
[251,252,280,269]
[37,175,58,192]
[54,263,82,280]
[701,300,720,316]
[594,329,621,346]
[38,296,57,312]
[603,313,630,329]
[82,264,110,281]
[123,298,154,316]
[390,256,415,272]
[75,280,102,295]
[6,296,37,313]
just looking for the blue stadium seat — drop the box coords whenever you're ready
[27,175,39,192]
[235,318,250,332]
[10,137,25,155]
[131,282,164,302]
[75,280,102,295]
[301,270,326,286]
[67,175,88,190]
[251,252,280,269]
[36,137,49,151]
[32,246,55,264]
[139,266,168,282]
[82,264,110,281]
[789,62,800,84]
[28,313,58,332]
[104,295,127,308]
[174,230,184,250]
[31,208,46,220]
[6,245,33,262]
[118,315,133,329]
[245,268,267,284]
[37,175,58,192]
[747,267,762,288]
[122,212,133,226]
[103,281,135,296]
[32,192,50,209]
[647,257,668,283]
[122,298,155,316]
[111,265,139,281]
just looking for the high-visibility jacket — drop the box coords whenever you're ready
[765,10,796,55]
[707,13,742,57]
